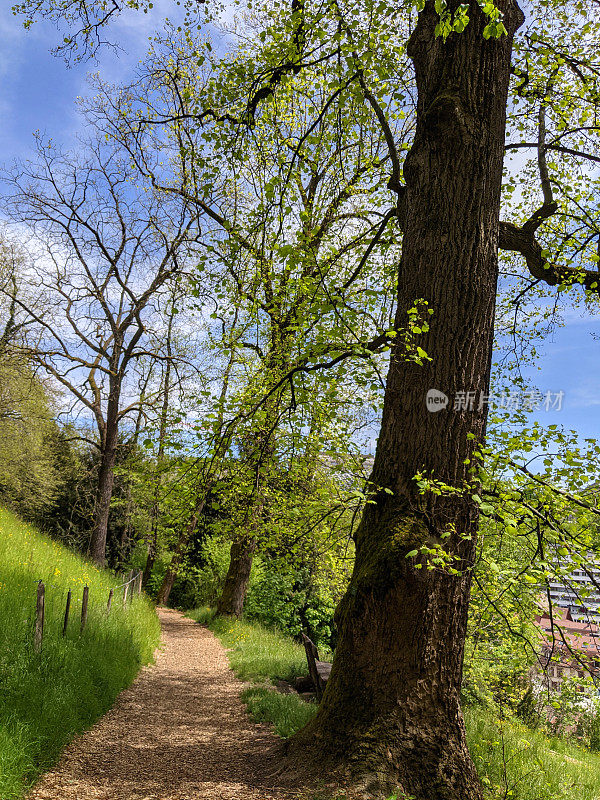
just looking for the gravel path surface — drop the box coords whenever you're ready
[27,607,297,800]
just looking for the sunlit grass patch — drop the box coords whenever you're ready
[465,706,600,800]
[188,607,307,683]
[241,686,317,738]
[0,507,160,798]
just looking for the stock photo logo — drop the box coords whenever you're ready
[426,389,449,413]
[425,389,565,413]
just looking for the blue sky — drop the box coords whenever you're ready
[518,310,600,439]
[0,5,175,159]
[1,7,599,445]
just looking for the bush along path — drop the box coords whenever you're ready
[26,608,297,800]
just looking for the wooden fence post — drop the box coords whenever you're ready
[34,581,45,653]
[136,572,142,596]
[107,588,114,615]
[123,570,133,607]
[80,585,89,634]
[63,589,71,636]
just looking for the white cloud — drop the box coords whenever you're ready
[567,380,600,409]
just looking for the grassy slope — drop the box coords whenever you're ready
[188,607,600,800]
[0,508,161,799]
[465,708,600,800]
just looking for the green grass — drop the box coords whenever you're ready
[241,687,318,737]
[465,706,600,800]
[190,606,309,683]
[188,606,600,800]
[0,507,161,799]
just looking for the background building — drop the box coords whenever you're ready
[548,558,600,624]
[535,607,600,693]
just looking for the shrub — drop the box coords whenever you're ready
[169,537,232,609]
[244,560,337,649]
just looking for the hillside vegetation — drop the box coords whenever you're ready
[0,508,160,799]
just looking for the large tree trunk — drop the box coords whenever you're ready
[287,3,524,798]
[89,401,119,566]
[155,493,208,605]
[215,535,257,617]
[89,447,116,566]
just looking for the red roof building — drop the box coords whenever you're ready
[535,607,600,692]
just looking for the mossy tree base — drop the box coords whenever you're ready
[284,503,481,800]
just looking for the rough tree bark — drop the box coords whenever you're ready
[90,448,116,566]
[287,3,524,798]
[89,383,120,566]
[216,535,258,617]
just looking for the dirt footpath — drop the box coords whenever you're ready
[27,607,298,800]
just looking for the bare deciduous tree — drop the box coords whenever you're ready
[1,134,199,565]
